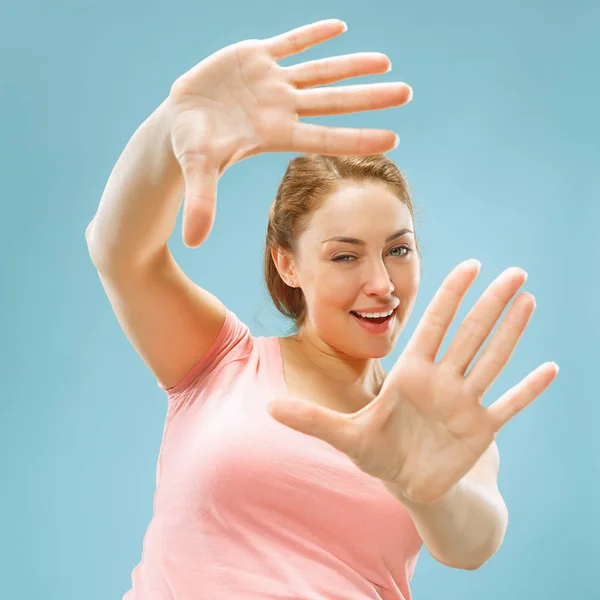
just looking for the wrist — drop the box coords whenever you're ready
[383,479,459,512]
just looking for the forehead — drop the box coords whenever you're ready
[305,180,413,238]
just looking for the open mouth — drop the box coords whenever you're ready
[350,311,394,324]
[349,307,397,332]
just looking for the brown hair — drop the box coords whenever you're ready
[263,154,420,333]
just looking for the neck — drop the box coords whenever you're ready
[288,330,387,397]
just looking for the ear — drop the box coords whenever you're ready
[271,247,296,285]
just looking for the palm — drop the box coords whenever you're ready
[169,41,299,174]
[348,354,496,505]
[165,19,412,247]
[268,260,559,506]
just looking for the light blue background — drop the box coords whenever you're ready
[2,1,598,598]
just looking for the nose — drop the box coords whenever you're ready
[363,258,394,296]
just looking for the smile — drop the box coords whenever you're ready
[350,308,397,334]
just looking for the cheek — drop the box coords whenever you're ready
[311,266,350,295]
[394,262,420,290]
[308,274,357,318]
[314,286,354,313]
[397,274,420,316]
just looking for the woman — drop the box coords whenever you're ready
[86,19,559,600]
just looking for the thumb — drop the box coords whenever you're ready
[179,152,220,248]
[268,397,356,454]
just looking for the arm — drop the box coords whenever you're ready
[390,476,508,570]
[384,441,508,570]
[86,97,183,273]
[85,96,228,392]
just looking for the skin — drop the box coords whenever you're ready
[267,181,559,564]
[271,179,421,407]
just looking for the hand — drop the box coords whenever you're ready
[165,18,412,247]
[267,260,559,506]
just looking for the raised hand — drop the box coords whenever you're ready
[164,18,412,247]
[267,260,559,506]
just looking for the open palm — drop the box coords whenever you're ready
[165,19,412,247]
[268,260,559,506]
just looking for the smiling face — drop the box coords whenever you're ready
[273,179,421,359]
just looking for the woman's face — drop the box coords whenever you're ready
[283,180,421,359]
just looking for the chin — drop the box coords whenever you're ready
[346,326,399,359]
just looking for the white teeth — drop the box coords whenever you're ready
[356,308,394,319]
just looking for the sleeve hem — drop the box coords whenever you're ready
[157,308,233,396]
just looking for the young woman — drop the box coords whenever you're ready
[86,19,559,600]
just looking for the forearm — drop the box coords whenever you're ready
[86,96,184,273]
[385,477,508,570]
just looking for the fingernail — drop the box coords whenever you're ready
[340,20,348,31]
[393,134,400,149]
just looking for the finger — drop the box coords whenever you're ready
[177,151,220,248]
[466,292,536,397]
[278,121,399,156]
[404,259,482,361]
[487,362,559,432]
[296,82,413,117]
[286,52,392,88]
[264,19,347,62]
[442,267,528,376]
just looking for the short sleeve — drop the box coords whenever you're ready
[157,307,253,399]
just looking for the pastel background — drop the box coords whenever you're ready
[1,0,597,598]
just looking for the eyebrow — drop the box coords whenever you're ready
[321,228,414,245]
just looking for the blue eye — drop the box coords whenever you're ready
[333,245,412,263]
[390,246,410,257]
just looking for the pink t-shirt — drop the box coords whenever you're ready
[123,308,423,600]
